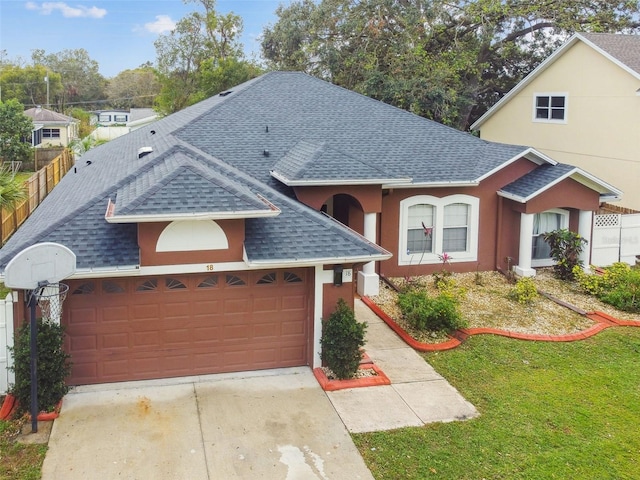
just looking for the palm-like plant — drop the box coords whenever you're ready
[0,165,28,211]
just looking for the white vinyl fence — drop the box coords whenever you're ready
[592,213,640,267]
[0,292,15,395]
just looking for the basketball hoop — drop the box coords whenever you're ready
[34,283,69,324]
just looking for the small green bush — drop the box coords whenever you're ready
[509,277,539,305]
[9,319,71,413]
[320,299,366,380]
[398,289,466,333]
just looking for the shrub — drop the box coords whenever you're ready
[542,229,587,280]
[320,299,366,380]
[398,288,466,333]
[574,263,640,313]
[9,319,71,413]
[509,277,539,305]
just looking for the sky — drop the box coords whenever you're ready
[0,0,292,78]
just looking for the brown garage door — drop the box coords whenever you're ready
[63,269,311,385]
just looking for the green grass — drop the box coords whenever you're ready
[353,328,640,479]
[14,172,33,185]
[0,417,47,480]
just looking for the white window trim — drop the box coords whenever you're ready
[531,208,569,267]
[532,92,568,124]
[398,194,479,265]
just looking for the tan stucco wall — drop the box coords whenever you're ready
[40,123,78,148]
[479,41,640,209]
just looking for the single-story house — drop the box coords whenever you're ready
[23,106,79,148]
[0,72,621,386]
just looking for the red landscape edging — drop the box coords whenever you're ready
[0,394,16,420]
[361,297,640,351]
[0,394,62,421]
[313,363,391,391]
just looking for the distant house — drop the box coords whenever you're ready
[91,109,130,125]
[23,106,79,148]
[90,108,159,140]
[471,33,640,211]
[0,72,621,386]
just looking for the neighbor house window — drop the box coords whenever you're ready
[399,194,479,265]
[114,114,128,122]
[531,209,569,266]
[534,94,567,122]
[42,128,60,138]
[99,114,111,122]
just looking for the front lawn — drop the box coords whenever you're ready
[353,328,640,479]
[0,414,47,480]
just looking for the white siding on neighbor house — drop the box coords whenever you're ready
[0,293,15,395]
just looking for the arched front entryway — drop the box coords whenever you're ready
[293,185,383,296]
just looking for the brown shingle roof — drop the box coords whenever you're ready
[581,33,640,75]
[23,107,77,124]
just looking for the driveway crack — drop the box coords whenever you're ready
[193,383,212,480]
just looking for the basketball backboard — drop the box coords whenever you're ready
[4,243,76,290]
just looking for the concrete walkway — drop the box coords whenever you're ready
[326,299,478,433]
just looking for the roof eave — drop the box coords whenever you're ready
[386,180,479,189]
[243,252,393,268]
[106,210,281,223]
[497,190,527,203]
[270,170,412,187]
[470,35,583,130]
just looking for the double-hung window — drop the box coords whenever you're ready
[399,195,479,265]
[534,93,567,122]
[407,204,434,255]
[531,209,569,266]
[42,128,60,138]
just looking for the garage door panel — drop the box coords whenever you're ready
[102,333,129,349]
[64,269,311,384]
[282,294,306,310]
[253,297,279,313]
[68,307,97,325]
[131,303,160,319]
[224,298,250,314]
[254,322,279,339]
[133,331,162,347]
[102,306,128,323]
[70,335,97,352]
[193,303,222,316]
[163,302,191,318]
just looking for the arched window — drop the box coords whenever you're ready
[398,195,479,265]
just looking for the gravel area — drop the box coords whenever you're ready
[369,269,638,342]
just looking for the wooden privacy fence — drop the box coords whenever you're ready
[1,149,74,245]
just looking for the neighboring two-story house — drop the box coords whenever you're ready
[471,33,640,211]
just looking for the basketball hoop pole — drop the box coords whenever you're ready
[27,283,47,433]
[3,242,77,434]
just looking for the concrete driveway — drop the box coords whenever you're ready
[42,367,373,480]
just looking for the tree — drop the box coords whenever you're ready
[31,48,107,110]
[0,164,28,210]
[0,64,63,108]
[67,107,94,138]
[154,0,262,114]
[106,67,161,109]
[0,99,33,165]
[262,0,640,129]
